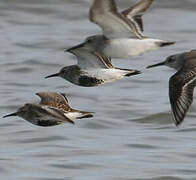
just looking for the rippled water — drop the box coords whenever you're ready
[1,0,196,179]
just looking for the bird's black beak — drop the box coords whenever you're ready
[146,61,165,69]
[3,112,18,118]
[66,43,85,52]
[45,73,60,79]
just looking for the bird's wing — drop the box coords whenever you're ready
[36,92,71,112]
[89,0,143,39]
[73,49,113,69]
[186,50,196,59]
[41,106,75,124]
[122,0,154,32]
[169,68,196,126]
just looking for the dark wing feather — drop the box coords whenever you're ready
[169,69,196,126]
[122,0,154,32]
[76,49,113,69]
[93,51,113,69]
[36,92,71,112]
[42,106,75,124]
[134,16,144,32]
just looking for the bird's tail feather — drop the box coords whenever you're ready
[116,68,141,77]
[158,41,176,47]
[76,111,94,119]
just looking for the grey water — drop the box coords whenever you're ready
[1,0,196,179]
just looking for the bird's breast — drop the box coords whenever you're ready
[78,75,104,87]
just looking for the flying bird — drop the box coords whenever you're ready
[46,44,141,87]
[67,0,175,59]
[3,92,94,126]
[147,50,196,126]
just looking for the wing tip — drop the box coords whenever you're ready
[174,119,184,127]
[158,41,176,47]
[171,108,185,127]
[125,70,142,77]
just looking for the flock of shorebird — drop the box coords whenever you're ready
[3,0,196,127]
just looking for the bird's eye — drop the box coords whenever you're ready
[168,57,175,63]
[86,38,92,43]
[60,69,65,74]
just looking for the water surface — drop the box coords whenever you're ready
[1,0,196,179]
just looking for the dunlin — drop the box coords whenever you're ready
[3,92,94,126]
[45,44,141,87]
[69,0,175,59]
[147,50,196,126]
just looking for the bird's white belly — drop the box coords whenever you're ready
[88,69,127,83]
[65,112,83,120]
[104,38,162,58]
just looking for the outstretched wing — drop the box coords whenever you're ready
[122,0,154,32]
[41,105,75,124]
[36,92,71,112]
[72,49,113,69]
[169,68,196,126]
[93,51,114,69]
[89,0,143,39]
